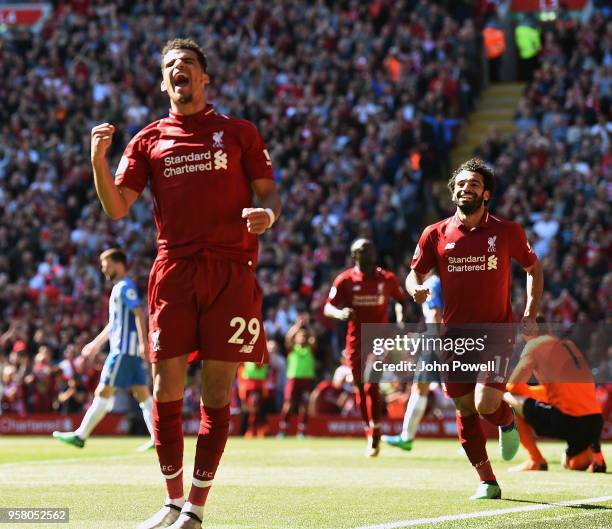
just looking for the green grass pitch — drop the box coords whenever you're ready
[0,437,610,528]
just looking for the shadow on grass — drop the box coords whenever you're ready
[504,498,612,511]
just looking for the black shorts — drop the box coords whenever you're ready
[523,398,603,457]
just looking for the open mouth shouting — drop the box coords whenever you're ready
[173,72,190,91]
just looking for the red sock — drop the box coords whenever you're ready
[189,404,230,506]
[457,413,496,482]
[364,383,382,438]
[278,402,290,433]
[354,384,369,437]
[481,401,513,428]
[153,399,184,500]
[297,406,308,434]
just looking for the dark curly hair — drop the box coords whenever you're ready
[448,158,495,200]
[160,38,208,73]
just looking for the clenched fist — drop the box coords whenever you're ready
[91,123,115,162]
[411,285,430,304]
[242,208,272,234]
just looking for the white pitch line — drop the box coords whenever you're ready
[350,495,612,529]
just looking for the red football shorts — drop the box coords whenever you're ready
[147,253,267,364]
[283,378,314,406]
[442,343,513,399]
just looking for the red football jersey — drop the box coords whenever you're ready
[327,266,406,356]
[412,211,536,324]
[115,105,273,262]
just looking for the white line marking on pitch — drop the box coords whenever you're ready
[350,495,612,529]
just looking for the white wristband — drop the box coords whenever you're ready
[264,208,276,227]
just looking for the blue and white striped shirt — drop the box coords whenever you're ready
[109,278,142,356]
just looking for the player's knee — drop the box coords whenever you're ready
[202,384,233,408]
[153,385,182,402]
[475,399,499,415]
[454,398,476,416]
[131,386,150,402]
[414,383,429,396]
[96,385,114,399]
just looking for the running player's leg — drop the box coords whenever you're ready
[181,360,238,524]
[132,384,155,450]
[451,384,502,499]
[53,383,115,447]
[503,393,547,470]
[476,384,519,461]
[278,379,295,437]
[76,384,115,439]
[297,383,311,437]
[364,383,382,448]
[245,389,260,437]
[401,382,429,445]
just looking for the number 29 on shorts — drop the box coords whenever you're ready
[227,316,261,354]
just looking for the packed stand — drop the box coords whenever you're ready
[2,0,488,416]
[474,8,611,379]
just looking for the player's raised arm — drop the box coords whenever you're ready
[405,269,430,304]
[243,179,282,235]
[90,123,139,220]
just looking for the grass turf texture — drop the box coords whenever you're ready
[0,437,609,529]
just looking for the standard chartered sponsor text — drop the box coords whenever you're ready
[164,151,213,177]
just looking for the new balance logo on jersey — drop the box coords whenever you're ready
[487,255,498,270]
[212,130,224,148]
[239,345,253,354]
[444,242,456,250]
[352,285,362,291]
[157,139,175,153]
[214,150,228,170]
[487,236,497,252]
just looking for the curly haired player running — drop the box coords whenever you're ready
[407,158,543,500]
[90,38,281,529]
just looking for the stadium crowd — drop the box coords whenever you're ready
[0,1,609,419]
[474,7,612,379]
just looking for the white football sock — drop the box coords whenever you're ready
[401,394,428,442]
[183,501,204,521]
[165,495,185,508]
[74,396,109,439]
[139,396,154,440]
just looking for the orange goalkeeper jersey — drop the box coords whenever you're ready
[508,335,601,417]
